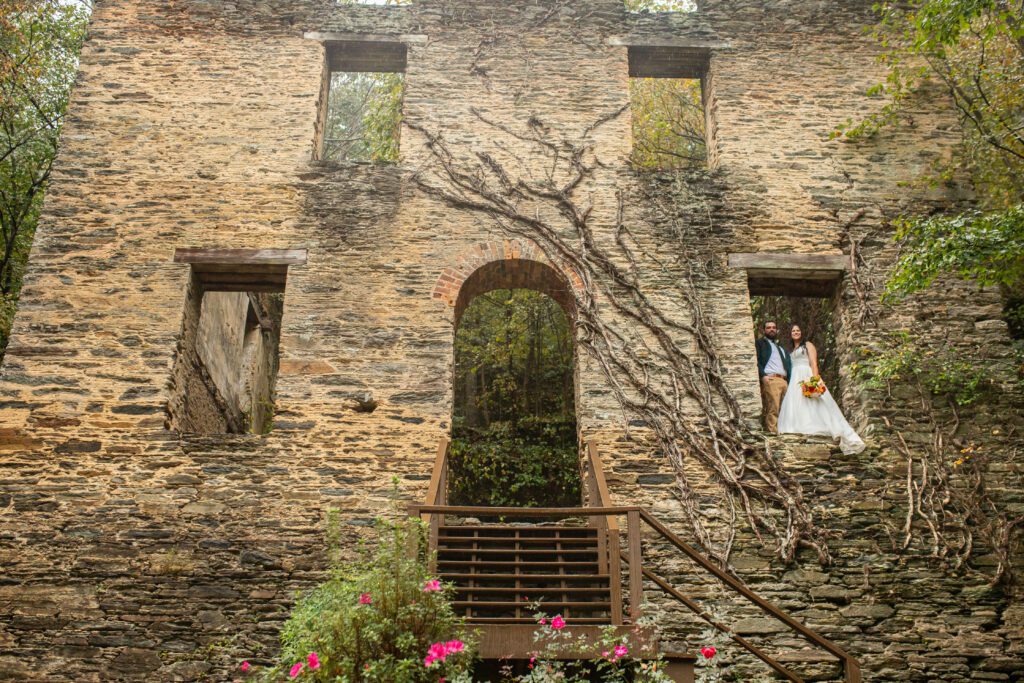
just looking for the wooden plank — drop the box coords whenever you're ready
[628,46,709,79]
[747,276,841,298]
[174,247,307,266]
[305,31,428,45]
[728,252,849,272]
[627,511,643,622]
[608,529,624,625]
[326,41,407,73]
[586,439,619,533]
[475,624,657,659]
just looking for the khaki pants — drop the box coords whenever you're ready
[761,375,788,433]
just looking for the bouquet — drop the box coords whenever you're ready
[800,375,827,398]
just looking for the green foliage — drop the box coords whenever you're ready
[0,0,89,361]
[452,290,579,508]
[455,289,574,428]
[449,418,581,508]
[853,331,991,405]
[323,72,404,163]
[885,204,1024,298]
[254,518,474,683]
[507,615,672,683]
[629,77,707,171]
[839,1,1024,349]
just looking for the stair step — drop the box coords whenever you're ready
[438,535,600,545]
[455,587,610,594]
[440,525,595,533]
[440,572,611,581]
[437,560,600,569]
[454,602,606,610]
[464,617,613,624]
[438,548,598,555]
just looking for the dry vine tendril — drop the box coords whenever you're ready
[408,110,831,567]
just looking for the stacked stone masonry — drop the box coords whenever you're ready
[0,0,1022,681]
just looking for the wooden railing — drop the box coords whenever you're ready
[413,436,861,683]
[422,436,450,571]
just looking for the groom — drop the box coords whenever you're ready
[756,320,792,433]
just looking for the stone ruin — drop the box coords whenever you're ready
[0,0,1022,680]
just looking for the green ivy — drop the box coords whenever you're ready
[853,332,992,405]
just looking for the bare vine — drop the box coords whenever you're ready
[408,111,832,567]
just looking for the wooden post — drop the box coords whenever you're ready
[627,510,643,622]
[608,528,624,624]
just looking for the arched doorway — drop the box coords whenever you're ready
[447,257,581,508]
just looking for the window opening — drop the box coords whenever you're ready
[320,41,406,162]
[628,46,709,170]
[449,288,580,509]
[168,248,305,435]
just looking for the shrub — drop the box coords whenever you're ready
[449,417,581,508]
[247,518,475,683]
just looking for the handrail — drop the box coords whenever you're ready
[411,504,640,516]
[422,437,450,513]
[414,438,861,683]
[583,438,624,624]
[584,438,619,533]
[420,437,450,570]
[638,510,860,683]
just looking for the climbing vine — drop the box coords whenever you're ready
[408,111,830,567]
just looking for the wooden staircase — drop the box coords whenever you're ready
[411,437,861,683]
[437,524,616,624]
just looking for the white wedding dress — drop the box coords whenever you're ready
[778,345,866,455]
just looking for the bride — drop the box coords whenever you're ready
[777,324,866,455]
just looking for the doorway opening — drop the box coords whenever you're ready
[449,287,580,509]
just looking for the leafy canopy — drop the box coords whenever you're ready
[841,1,1024,336]
[0,0,90,359]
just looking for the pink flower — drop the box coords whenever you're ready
[550,615,566,630]
[424,640,466,668]
[423,580,442,593]
[700,646,717,660]
[240,661,250,672]
[359,593,373,605]
[614,645,629,659]
[289,662,303,678]
[538,618,546,625]
[307,652,320,670]
[601,651,609,658]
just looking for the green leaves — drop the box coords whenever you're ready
[266,519,474,683]
[322,72,404,163]
[629,77,706,171]
[0,0,89,359]
[449,418,581,509]
[885,204,1024,298]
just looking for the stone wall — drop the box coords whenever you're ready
[0,0,1021,681]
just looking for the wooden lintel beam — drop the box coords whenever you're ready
[747,276,840,298]
[174,248,307,266]
[728,252,849,272]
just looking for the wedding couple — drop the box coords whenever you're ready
[756,320,866,455]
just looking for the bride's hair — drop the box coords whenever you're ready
[789,323,808,351]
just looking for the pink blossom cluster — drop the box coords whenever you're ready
[287,652,320,678]
[422,580,442,592]
[537,615,566,630]
[423,640,466,668]
[601,644,629,661]
[700,645,717,660]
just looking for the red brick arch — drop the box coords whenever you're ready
[432,239,585,323]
